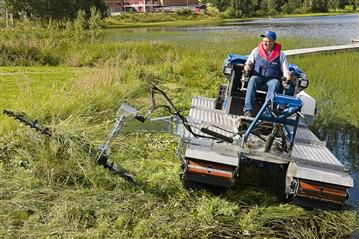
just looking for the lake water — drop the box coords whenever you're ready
[203,14,358,44]
[106,14,359,208]
[319,128,359,209]
[106,14,359,45]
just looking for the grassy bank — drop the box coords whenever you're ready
[106,18,224,28]
[1,26,358,238]
[1,65,358,238]
[279,11,359,18]
[105,11,226,28]
[104,11,359,28]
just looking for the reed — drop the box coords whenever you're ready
[0,25,358,238]
[289,51,359,128]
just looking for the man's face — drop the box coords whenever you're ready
[263,37,275,50]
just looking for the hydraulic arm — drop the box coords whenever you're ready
[3,109,138,185]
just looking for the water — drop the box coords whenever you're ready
[106,14,359,45]
[219,14,359,44]
[318,128,359,209]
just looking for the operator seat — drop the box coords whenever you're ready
[221,62,268,116]
[219,54,308,116]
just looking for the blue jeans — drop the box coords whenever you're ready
[243,75,281,113]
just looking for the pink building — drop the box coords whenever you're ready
[105,0,199,13]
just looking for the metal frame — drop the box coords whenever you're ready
[242,94,302,151]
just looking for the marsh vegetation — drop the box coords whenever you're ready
[0,21,358,238]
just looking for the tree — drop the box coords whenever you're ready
[312,0,329,12]
[226,0,254,17]
[354,0,359,10]
[273,0,285,12]
[207,0,230,12]
[5,0,107,21]
[303,0,328,12]
[259,0,277,16]
[328,0,346,9]
[303,0,312,12]
[281,3,292,13]
[288,0,302,9]
[282,0,302,13]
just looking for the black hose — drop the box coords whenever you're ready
[149,86,217,140]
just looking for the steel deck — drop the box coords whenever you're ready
[186,96,354,188]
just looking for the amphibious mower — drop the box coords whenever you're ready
[5,54,354,209]
[96,53,353,209]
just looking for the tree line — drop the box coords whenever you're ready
[204,0,358,17]
[3,0,359,21]
[4,0,107,21]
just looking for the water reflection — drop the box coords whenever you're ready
[106,14,359,45]
[178,14,359,44]
[316,126,359,208]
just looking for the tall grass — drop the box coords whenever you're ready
[290,51,359,128]
[0,25,358,238]
[105,11,222,26]
[1,66,358,237]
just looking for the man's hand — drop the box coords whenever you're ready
[284,72,292,81]
[244,63,252,72]
[243,63,252,77]
[281,76,291,90]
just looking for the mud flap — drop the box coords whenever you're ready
[183,158,237,188]
[293,179,348,209]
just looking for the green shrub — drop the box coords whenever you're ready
[175,8,194,16]
[0,44,59,66]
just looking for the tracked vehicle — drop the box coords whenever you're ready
[96,53,353,209]
[5,54,354,209]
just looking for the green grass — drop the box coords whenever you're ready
[1,61,358,238]
[0,67,79,99]
[0,25,358,238]
[280,11,359,18]
[105,12,225,28]
[109,11,218,22]
[289,51,359,128]
[1,125,357,238]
